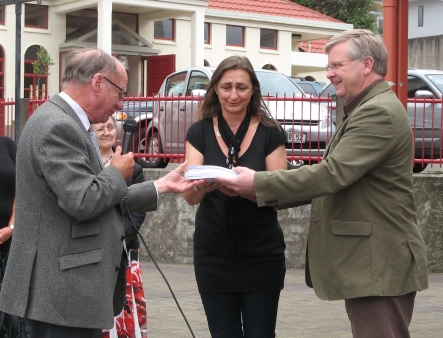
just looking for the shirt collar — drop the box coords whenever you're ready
[59,92,91,131]
[343,78,385,119]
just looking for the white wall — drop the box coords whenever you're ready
[1,4,340,99]
[409,0,443,39]
[1,6,65,99]
[150,19,294,76]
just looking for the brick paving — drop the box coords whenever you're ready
[141,262,443,338]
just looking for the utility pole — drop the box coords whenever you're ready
[0,0,42,143]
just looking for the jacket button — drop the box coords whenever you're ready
[115,265,120,271]
[121,234,126,241]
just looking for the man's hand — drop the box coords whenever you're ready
[110,146,134,180]
[217,166,256,197]
[155,161,205,194]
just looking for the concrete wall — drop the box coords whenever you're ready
[139,170,443,273]
[408,35,443,70]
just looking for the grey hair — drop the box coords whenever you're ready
[61,48,129,88]
[324,29,388,77]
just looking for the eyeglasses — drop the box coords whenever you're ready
[103,76,127,100]
[94,125,116,134]
[325,59,354,72]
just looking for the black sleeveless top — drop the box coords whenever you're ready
[186,118,287,293]
[0,137,17,257]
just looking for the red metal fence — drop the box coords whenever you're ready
[0,99,15,138]
[1,95,442,172]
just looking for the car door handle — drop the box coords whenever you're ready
[159,106,164,112]
[180,106,185,112]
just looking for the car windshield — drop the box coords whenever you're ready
[256,72,304,97]
[320,83,336,98]
[425,74,443,95]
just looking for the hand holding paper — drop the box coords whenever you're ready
[216,166,257,198]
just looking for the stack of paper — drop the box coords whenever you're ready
[185,165,238,182]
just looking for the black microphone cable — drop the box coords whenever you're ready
[120,118,195,337]
[122,200,196,338]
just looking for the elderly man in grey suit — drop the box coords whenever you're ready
[217,30,428,337]
[0,48,201,338]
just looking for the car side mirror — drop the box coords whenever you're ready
[191,89,207,97]
[415,90,434,99]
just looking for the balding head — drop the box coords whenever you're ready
[61,48,129,88]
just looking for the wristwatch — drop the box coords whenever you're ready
[8,224,14,230]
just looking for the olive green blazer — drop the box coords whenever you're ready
[255,81,428,300]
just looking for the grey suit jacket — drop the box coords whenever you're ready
[0,94,158,329]
[254,81,428,300]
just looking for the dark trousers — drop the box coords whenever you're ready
[27,319,102,338]
[344,291,417,338]
[200,291,281,338]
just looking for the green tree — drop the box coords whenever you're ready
[292,0,377,32]
[32,46,55,87]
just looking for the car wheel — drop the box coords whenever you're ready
[413,163,428,173]
[287,160,305,170]
[135,128,169,169]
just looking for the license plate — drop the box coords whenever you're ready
[286,133,306,143]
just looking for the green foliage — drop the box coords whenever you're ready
[32,46,55,76]
[292,0,377,32]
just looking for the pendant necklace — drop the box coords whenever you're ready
[103,155,113,166]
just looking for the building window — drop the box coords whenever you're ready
[154,19,174,40]
[260,29,277,50]
[262,63,277,71]
[418,6,424,27]
[226,25,244,47]
[0,47,4,99]
[24,45,49,99]
[204,22,211,44]
[66,10,138,45]
[25,4,48,29]
[0,6,5,25]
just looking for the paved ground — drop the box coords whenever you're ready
[141,262,443,338]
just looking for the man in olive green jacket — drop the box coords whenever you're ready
[217,29,428,338]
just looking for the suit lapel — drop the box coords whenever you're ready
[49,95,103,172]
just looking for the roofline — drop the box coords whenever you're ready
[205,9,353,33]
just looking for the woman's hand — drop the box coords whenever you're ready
[0,227,13,245]
[195,182,220,194]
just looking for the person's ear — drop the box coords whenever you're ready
[363,57,374,76]
[92,73,103,95]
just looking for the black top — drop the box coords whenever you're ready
[187,118,287,293]
[124,163,146,250]
[0,136,17,256]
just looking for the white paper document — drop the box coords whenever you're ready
[185,165,238,182]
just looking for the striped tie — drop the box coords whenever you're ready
[88,127,104,168]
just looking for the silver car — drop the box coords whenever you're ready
[407,68,443,171]
[320,68,443,173]
[139,67,334,168]
[115,99,153,147]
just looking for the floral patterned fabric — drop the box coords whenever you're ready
[103,249,147,338]
[0,253,30,338]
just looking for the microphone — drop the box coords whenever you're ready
[122,118,138,155]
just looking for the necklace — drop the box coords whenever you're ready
[216,126,240,137]
[103,155,113,166]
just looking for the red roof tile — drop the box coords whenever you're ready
[298,39,328,53]
[207,0,342,23]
